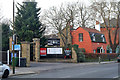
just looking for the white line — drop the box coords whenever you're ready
[60,75,71,78]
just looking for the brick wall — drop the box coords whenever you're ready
[71,27,93,53]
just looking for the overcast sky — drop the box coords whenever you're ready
[0,0,90,21]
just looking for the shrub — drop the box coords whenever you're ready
[84,53,117,62]
[72,44,85,62]
[77,52,85,62]
[78,48,86,53]
[72,44,79,53]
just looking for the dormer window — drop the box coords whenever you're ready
[101,35,105,42]
[92,33,95,41]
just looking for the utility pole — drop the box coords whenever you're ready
[12,0,15,74]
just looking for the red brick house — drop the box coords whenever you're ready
[71,27,107,53]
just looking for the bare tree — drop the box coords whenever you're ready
[0,9,3,22]
[41,2,95,48]
[91,0,119,53]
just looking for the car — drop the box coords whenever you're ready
[0,61,10,78]
[117,55,120,62]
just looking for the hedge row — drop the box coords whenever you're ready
[84,53,117,59]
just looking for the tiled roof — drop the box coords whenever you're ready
[82,27,101,33]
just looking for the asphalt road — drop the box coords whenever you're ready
[8,63,119,78]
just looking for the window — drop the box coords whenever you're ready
[92,33,95,41]
[101,35,105,42]
[79,33,83,42]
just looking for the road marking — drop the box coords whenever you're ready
[60,75,71,78]
[113,76,119,79]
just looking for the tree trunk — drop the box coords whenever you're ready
[111,45,117,53]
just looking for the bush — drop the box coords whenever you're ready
[84,53,117,62]
[72,44,85,62]
[78,48,86,53]
[77,52,85,62]
[72,44,79,53]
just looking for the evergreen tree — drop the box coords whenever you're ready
[15,1,46,44]
[1,23,11,51]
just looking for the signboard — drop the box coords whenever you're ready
[48,38,60,46]
[12,45,21,51]
[40,48,47,56]
[47,48,62,54]
[64,48,71,56]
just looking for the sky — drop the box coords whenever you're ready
[0,0,90,21]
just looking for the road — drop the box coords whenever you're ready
[8,63,119,78]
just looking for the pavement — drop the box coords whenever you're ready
[9,61,116,76]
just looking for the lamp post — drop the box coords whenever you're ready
[12,0,15,74]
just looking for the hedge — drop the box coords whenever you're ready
[84,53,117,62]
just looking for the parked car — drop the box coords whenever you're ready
[117,55,120,62]
[0,61,10,78]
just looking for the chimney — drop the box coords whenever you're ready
[95,21,101,31]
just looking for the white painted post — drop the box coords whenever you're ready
[7,50,9,65]
[19,51,20,67]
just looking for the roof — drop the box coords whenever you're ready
[82,27,101,33]
[45,34,58,39]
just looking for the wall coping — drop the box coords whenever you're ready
[21,41,31,44]
[33,38,40,42]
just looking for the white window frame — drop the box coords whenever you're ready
[79,33,83,42]
[92,33,95,41]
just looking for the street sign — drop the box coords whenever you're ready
[12,45,21,51]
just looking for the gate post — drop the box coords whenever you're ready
[21,41,30,67]
[33,38,40,62]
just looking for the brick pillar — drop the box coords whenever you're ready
[33,38,40,62]
[21,41,30,67]
[9,37,12,52]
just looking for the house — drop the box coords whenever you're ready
[71,27,107,53]
[57,18,119,54]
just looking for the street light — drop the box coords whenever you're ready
[12,0,15,74]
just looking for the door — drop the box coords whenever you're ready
[0,62,3,78]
